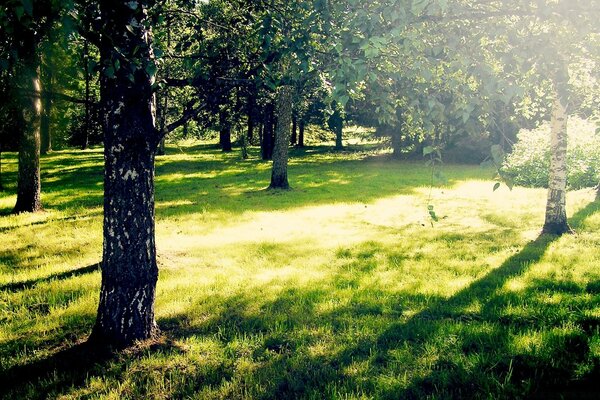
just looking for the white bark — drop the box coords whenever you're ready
[542,84,571,234]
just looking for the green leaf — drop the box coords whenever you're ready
[145,62,157,78]
[493,182,501,192]
[15,6,24,20]
[21,0,32,16]
[423,146,435,156]
[105,66,115,78]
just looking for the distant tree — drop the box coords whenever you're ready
[269,85,293,189]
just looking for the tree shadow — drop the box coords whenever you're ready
[0,262,100,293]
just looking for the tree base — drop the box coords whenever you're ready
[267,183,291,191]
[541,221,574,236]
[12,203,43,214]
[88,322,161,350]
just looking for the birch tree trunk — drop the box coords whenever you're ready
[269,85,293,189]
[542,68,572,235]
[90,0,161,348]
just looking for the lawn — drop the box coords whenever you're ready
[1,142,599,399]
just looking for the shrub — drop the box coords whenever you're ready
[502,117,600,189]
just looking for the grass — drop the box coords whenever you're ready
[1,142,600,399]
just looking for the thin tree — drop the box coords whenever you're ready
[269,85,293,189]
[542,63,573,234]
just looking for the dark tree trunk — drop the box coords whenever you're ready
[290,114,297,146]
[297,119,305,148]
[40,85,52,154]
[90,0,160,348]
[0,144,4,191]
[247,114,254,145]
[329,105,343,150]
[156,90,167,156]
[13,63,42,214]
[219,109,232,152]
[82,37,91,150]
[261,103,275,160]
[269,86,293,189]
[391,130,402,158]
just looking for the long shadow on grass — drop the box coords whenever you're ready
[153,201,600,399]
[0,262,100,293]
[373,200,600,399]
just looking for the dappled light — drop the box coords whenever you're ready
[2,143,600,398]
[1,0,599,397]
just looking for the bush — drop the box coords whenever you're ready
[502,117,600,189]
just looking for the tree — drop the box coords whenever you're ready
[1,2,48,213]
[89,0,162,347]
[269,85,293,189]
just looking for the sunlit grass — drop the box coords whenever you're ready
[0,141,599,399]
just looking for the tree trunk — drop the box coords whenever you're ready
[0,144,4,191]
[329,105,343,150]
[82,37,91,150]
[156,90,167,156]
[269,86,293,189]
[261,103,275,160]
[90,0,160,348]
[391,130,402,158]
[298,119,305,148]
[13,64,42,214]
[247,114,254,145]
[290,114,297,145]
[40,84,52,154]
[219,109,232,152]
[542,69,572,235]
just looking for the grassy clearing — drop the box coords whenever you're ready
[1,142,599,399]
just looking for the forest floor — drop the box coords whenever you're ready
[0,142,599,399]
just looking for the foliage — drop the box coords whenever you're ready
[503,117,600,189]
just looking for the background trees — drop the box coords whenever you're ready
[0,0,598,349]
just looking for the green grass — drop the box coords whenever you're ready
[1,142,600,399]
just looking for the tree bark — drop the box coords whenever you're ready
[329,105,343,150]
[219,109,232,152]
[90,0,160,348]
[40,83,52,154]
[82,37,91,150]
[298,119,305,148]
[261,103,275,160]
[13,63,42,214]
[269,86,293,189]
[0,144,4,191]
[391,130,402,158]
[290,114,297,145]
[542,68,572,235]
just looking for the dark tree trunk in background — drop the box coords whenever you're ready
[542,65,572,235]
[247,113,254,145]
[0,144,4,191]
[40,81,52,154]
[90,0,160,348]
[261,103,275,160]
[219,109,232,152]
[391,130,402,158]
[290,114,297,145]
[329,105,343,150]
[13,49,43,214]
[297,119,305,148]
[156,91,167,156]
[82,36,91,150]
[269,86,293,189]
